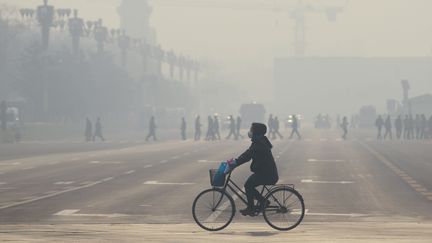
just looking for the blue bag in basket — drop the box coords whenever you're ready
[212,162,227,186]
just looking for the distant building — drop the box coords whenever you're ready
[409,94,432,116]
[117,0,156,43]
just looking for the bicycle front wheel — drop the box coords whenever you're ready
[192,188,235,231]
[263,187,305,231]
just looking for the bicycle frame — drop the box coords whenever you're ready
[213,172,295,209]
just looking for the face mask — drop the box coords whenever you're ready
[248,131,253,138]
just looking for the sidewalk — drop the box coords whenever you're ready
[1,222,431,242]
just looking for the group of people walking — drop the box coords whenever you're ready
[84,113,305,143]
[85,117,105,142]
[267,114,284,140]
[375,114,432,140]
[193,115,242,141]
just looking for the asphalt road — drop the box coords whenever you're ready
[0,127,431,233]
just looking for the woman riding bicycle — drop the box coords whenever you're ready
[235,123,279,216]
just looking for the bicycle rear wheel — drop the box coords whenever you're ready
[263,187,305,231]
[192,188,235,231]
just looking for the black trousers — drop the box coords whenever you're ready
[244,173,278,209]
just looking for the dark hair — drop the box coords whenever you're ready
[251,123,267,136]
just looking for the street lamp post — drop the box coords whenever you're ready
[36,0,54,50]
[68,9,84,55]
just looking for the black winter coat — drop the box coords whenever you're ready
[236,136,279,181]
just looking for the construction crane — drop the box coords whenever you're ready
[149,0,346,57]
[286,0,345,56]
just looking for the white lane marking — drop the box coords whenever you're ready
[102,177,114,182]
[54,209,80,216]
[139,204,152,207]
[171,155,180,160]
[291,208,308,215]
[80,181,94,185]
[301,179,354,184]
[159,160,168,164]
[143,180,195,185]
[54,181,75,185]
[22,166,36,170]
[0,187,15,190]
[89,161,100,164]
[143,165,153,168]
[306,212,368,217]
[0,162,21,166]
[54,209,128,218]
[197,160,220,163]
[124,170,135,175]
[0,177,115,211]
[307,159,346,162]
[0,182,7,185]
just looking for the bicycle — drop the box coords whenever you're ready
[192,169,305,231]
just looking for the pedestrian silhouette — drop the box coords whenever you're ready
[213,114,221,140]
[93,117,105,141]
[420,114,427,139]
[181,117,187,140]
[0,100,7,131]
[226,115,237,140]
[268,114,274,138]
[289,114,301,140]
[383,115,392,140]
[85,117,92,142]
[236,116,244,139]
[205,115,215,141]
[428,115,432,139]
[408,115,414,140]
[273,116,284,139]
[194,115,202,141]
[414,114,421,139]
[394,115,402,139]
[375,115,384,139]
[341,116,349,140]
[146,116,157,141]
[403,115,410,140]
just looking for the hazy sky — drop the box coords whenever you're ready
[5,0,432,60]
[3,0,432,104]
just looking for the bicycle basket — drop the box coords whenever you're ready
[209,169,226,187]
